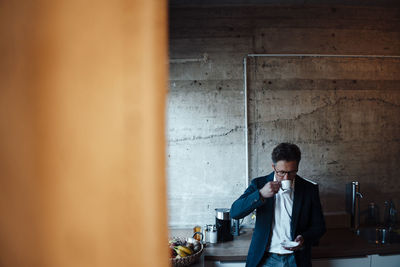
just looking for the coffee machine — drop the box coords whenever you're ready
[215,208,233,242]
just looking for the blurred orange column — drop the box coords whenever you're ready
[0,1,169,267]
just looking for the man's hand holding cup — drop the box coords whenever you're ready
[259,181,280,199]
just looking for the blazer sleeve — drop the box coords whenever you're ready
[230,178,267,220]
[301,185,326,245]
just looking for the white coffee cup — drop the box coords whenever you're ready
[281,180,292,190]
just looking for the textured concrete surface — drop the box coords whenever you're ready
[167,5,400,228]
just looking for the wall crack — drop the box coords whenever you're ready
[169,126,243,143]
[254,96,400,125]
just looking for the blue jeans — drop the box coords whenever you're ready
[258,253,297,267]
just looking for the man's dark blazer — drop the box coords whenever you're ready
[230,172,326,267]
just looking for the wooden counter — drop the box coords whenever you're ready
[170,228,400,266]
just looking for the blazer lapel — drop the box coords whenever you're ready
[260,173,275,222]
[291,177,304,240]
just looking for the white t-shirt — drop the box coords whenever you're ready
[268,175,295,254]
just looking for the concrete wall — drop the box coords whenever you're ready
[167,5,400,228]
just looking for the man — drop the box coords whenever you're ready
[230,143,326,267]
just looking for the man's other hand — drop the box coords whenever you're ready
[283,235,304,251]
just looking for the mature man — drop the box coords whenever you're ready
[230,143,326,267]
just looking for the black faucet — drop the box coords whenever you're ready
[350,181,363,230]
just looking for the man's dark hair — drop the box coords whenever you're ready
[271,143,301,165]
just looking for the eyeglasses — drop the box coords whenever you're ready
[274,167,297,177]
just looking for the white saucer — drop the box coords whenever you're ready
[280,241,299,248]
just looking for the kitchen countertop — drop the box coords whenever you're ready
[170,227,400,266]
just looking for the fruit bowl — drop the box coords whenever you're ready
[170,237,204,267]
